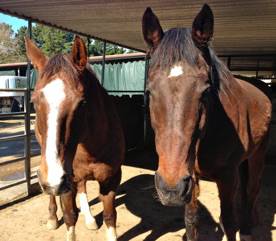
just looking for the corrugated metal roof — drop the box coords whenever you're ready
[0,0,276,55]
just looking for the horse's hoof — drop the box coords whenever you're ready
[85,220,98,230]
[240,234,252,241]
[221,236,227,241]
[66,226,76,241]
[47,218,58,230]
[106,226,117,241]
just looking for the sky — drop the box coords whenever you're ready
[0,13,27,32]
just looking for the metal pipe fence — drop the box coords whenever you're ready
[0,88,39,195]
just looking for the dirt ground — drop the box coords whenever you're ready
[0,164,275,241]
[0,107,276,241]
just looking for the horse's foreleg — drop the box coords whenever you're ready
[217,170,239,241]
[77,180,98,230]
[60,190,78,241]
[47,194,58,230]
[99,168,122,241]
[185,177,199,241]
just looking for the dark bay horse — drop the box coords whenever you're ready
[142,4,272,241]
[25,36,125,241]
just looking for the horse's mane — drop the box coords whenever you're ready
[150,28,233,92]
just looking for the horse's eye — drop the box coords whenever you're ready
[146,89,151,96]
[81,99,87,105]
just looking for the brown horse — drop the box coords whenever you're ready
[142,4,271,241]
[25,36,125,241]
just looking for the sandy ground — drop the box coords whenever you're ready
[0,105,276,241]
[0,165,275,241]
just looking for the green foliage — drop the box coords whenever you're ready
[0,23,24,64]
[15,24,74,57]
[88,39,126,56]
[36,25,74,56]
[15,26,27,57]
[1,21,134,64]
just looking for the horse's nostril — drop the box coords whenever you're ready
[37,171,71,195]
[155,172,167,191]
[183,175,192,183]
[154,172,194,206]
[179,175,193,198]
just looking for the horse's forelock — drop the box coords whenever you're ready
[150,28,233,92]
[40,54,80,90]
[150,28,199,70]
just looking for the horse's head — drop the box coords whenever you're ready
[25,36,90,195]
[143,4,214,206]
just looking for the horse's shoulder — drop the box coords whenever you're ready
[238,78,271,109]
[235,75,272,101]
[235,77,272,144]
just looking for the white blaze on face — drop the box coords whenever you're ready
[42,78,66,187]
[168,65,183,77]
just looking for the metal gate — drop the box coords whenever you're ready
[0,88,34,197]
[0,37,35,204]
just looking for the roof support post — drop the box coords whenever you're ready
[101,41,107,86]
[25,19,32,196]
[256,59,260,78]
[227,56,231,70]
[87,37,91,57]
[273,58,276,77]
[143,56,150,146]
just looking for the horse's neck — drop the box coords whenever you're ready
[211,77,251,151]
[218,77,243,125]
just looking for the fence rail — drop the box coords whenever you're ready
[0,88,33,195]
[0,112,26,118]
[0,88,27,92]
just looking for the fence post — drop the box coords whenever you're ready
[87,37,91,57]
[143,55,150,145]
[25,19,32,195]
[101,41,107,86]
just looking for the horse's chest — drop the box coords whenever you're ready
[72,149,115,183]
[73,160,114,182]
[71,135,122,183]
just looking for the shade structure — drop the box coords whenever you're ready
[0,0,276,55]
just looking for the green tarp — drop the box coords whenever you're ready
[92,60,145,95]
[28,60,146,95]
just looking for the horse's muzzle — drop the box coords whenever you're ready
[154,172,193,206]
[37,170,72,195]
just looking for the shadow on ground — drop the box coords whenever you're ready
[90,173,224,241]
[85,148,276,241]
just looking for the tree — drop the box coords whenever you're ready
[15,26,27,57]
[88,39,127,56]
[9,23,135,64]
[15,24,74,58]
[0,23,24,63]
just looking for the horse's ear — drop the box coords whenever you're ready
[192,4,214,48]
[72,35,87,70]
[142,7,164,51]
[25,37,47,72]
